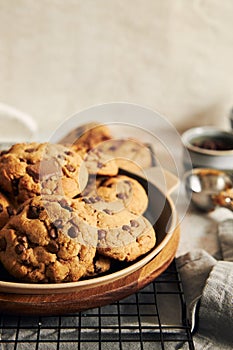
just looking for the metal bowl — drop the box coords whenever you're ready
[184,168,233,211]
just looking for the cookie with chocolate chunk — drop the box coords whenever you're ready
[0,196,97,283]
[96,175,148,215]
[97,214,156,262]
[0,143,88,204]
[0,192,15,229]
[97,138,155,173]
[72,196,156,262]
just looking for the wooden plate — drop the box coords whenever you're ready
[0,169,179,315]
[0,225,179,316]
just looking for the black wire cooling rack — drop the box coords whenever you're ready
[0,260,194,350]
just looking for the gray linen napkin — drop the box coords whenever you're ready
[176,219,233,350]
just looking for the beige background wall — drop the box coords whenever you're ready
[0,0,233,137]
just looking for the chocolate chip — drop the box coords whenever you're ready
[26,163,40,183]
[47,241,59,254]
[40,159,61,180]
[108,145,117,151]
[83,198,92,204]
[0,204,3,213]
[68,226,79,238]
[25,148,35,153]
[11,178,20,196]
[53,219,63,228]
[130,220,139,227]
[98,229,107,240]
[49,226,58,239]
[57,154,64,160]
[15,243,26,255]
[106,184,113,188]
[27,205,44,219]
[6,206,15,217]
[122,225,131,231]
[97,162,103,168]
[64,150,73,156]
[103,209,113,215]
[124,180,131,185]
[0,237,7,251]
[59,199,73,211]
[89,197,101,203]
[117,193,126,200]
[65,164,75,172]
[26,159,34,165]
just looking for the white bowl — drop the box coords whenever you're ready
[0,102,37,145]
[181,126,233,172]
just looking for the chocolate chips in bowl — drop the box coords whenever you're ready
[181,126,233,174]
[191,134,233,151]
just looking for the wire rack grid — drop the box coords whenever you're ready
[0,260,194,350]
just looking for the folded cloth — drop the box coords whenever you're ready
[176,219,233,350]
[199,261,233,346]
[218,219,233,262]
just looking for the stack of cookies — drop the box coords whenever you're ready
[0,123,156,284]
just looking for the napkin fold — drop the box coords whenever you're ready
[176,219,233,350]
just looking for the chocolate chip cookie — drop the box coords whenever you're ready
[96,175,148,215]
[0,192,15,229]
[0,195,97,283]
[97,138,155,173]
[72,196,156,262]
[97,214,156,262]
[0,143,88,204]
